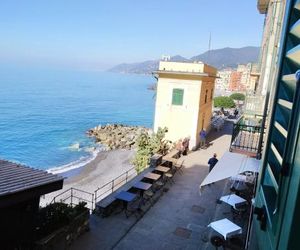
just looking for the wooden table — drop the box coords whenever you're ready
[133,181,152,196]
[155,166,170,173]
[144,172,161,181]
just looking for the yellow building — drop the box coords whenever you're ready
[153,61,217,149]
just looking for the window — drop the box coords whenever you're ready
[205,89,208,103]
[172,88,184,105]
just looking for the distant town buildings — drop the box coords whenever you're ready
[215,63,259,93]
[153,61,217,149]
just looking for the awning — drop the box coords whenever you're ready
[199,151,261,188]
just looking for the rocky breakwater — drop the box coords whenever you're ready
[87,124,150,150]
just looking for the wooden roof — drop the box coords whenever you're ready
[0,159,63,197]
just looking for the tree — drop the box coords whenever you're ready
[132,127,170,173]
[230,93,245,101]
[213,96,236,108]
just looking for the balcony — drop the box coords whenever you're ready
[257,0,270,14]
[230,120,263,158]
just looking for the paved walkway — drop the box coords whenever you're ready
[71,122,235,250]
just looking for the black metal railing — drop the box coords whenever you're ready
[230,123,263,158]
[94,167,136,205]
[51,187,95,211]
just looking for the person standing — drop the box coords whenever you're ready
[208,153,218,172]
[199,129,207,148]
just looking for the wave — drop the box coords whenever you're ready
[47,146,106,175]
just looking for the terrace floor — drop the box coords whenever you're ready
[70,122,253,250]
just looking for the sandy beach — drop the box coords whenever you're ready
[40,149,136,208]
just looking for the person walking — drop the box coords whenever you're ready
[199,129,207,148]
[208,153,218,172]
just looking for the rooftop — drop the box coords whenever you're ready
[0,159,63,206]
[155,61,217,78]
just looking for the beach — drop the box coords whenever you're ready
[40,149,136,207]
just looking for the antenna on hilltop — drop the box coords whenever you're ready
[208,32,212,63]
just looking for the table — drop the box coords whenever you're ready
[133,181,152,191]
[144,172,161,181]
[208,218,242,239]
[220,194,247,209]
[155,166,170,173]
[115,191,136,203]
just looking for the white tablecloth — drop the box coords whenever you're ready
[208,218,242,239]
[220,194,247,209]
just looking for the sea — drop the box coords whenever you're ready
[0,64,155,173]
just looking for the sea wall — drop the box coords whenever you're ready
[87,124,150,150]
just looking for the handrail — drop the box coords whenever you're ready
[94,166,137,204]
[51,187,94,211]
[50,166,138,211]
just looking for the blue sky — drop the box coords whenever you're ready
[0,1,264,70]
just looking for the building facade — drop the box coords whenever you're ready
[153,61,217,149]
[251,0,300,249]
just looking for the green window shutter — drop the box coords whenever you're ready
[172,88,184,105]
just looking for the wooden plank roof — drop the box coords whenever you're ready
[0,159,64,197]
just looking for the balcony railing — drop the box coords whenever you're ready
[230,123,263,158]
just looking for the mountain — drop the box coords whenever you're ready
[190,46,260,69]
[108,46,260,74]
[108,55,190,74]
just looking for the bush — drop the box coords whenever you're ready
[213,96,236,108]
[132,127,170,173]
[230,93,245,101]
[36,202,88,239]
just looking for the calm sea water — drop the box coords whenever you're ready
[0,65,154,172]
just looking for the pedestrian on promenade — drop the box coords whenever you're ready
[208,153,218,172]
[199,129,207,148]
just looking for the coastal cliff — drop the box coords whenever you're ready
[87,124,150,150]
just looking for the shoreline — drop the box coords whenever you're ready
[40,148,136,207]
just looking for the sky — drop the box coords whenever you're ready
[0,1,265,70]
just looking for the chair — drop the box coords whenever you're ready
[174,159,184,175]
[125,198,143,218]
[226,236,244,250]
[164,172,174,185]
[143,189,154,206]
[210,235,225,250]
[231,204,248,222]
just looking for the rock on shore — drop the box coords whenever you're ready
[87,124,150,150]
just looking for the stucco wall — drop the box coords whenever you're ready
[154,77,201,148]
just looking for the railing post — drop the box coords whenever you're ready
[126,171,128,183]
[71,188,73,206]
[94,189,97,205]
[112,180,114,193]
[92,193,94,211]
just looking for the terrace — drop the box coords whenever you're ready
[65,121,258,249]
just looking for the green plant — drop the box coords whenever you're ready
[230,93,245,101]
[213,96,236,108]
[36,202,88,239]
[132,127,170,172]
